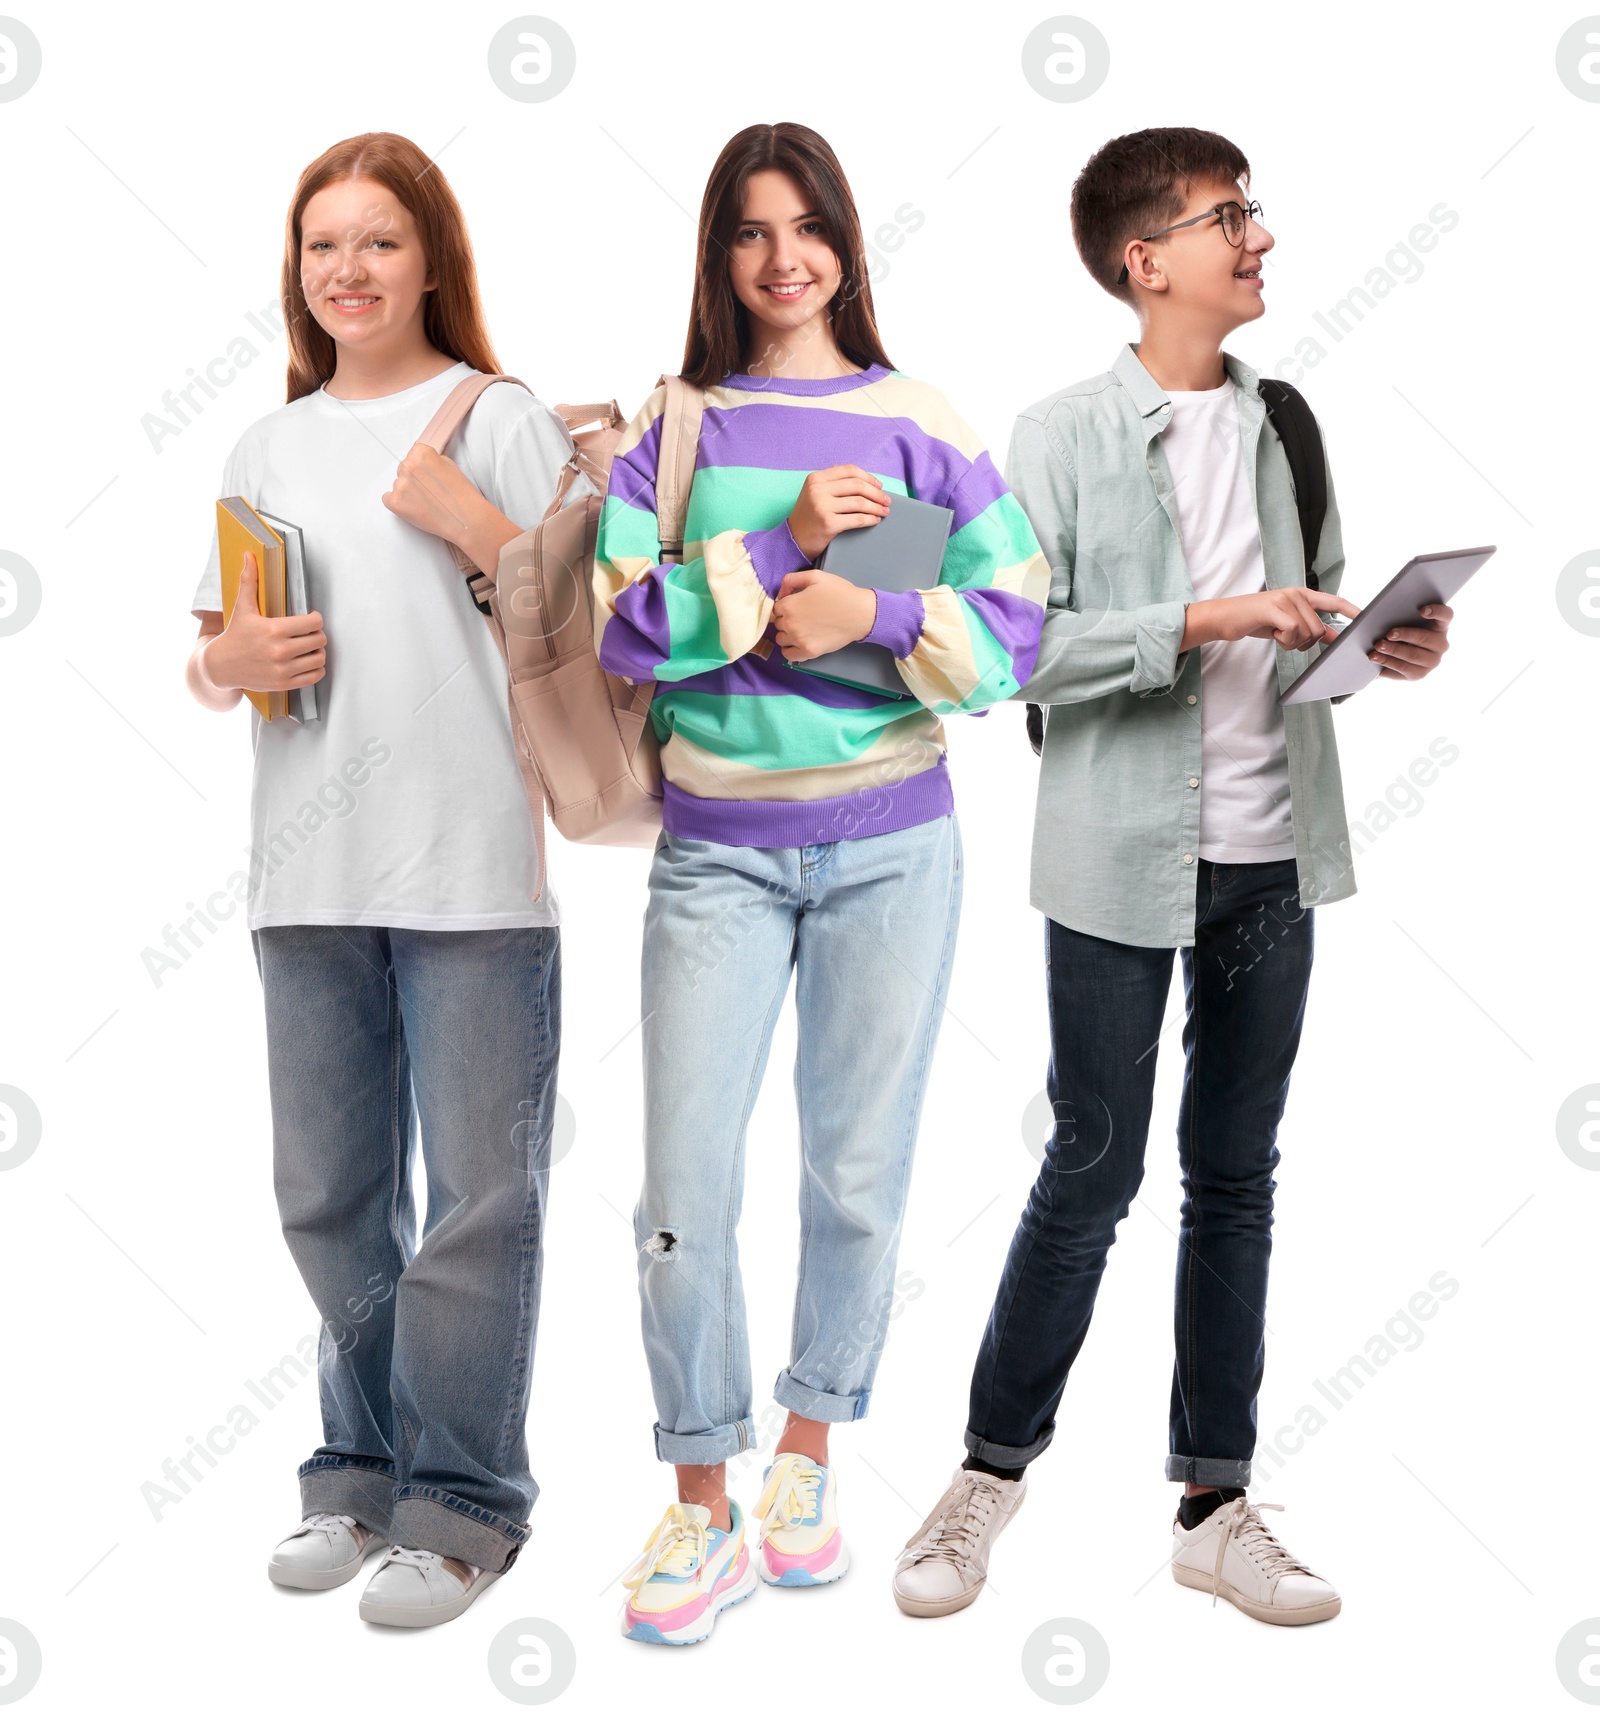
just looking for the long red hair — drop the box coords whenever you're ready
[281,132,500,401]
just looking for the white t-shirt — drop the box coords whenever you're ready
[1161,384,1295,863]
[192,361,589,930]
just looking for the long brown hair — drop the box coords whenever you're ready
[682,123,892,388]
[281,132,500,402]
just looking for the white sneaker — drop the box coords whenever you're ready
[267,1512,381,1590]
[892,1467,1027,1618]
[358,1545,502,1627]
[1171,1497,1341,1625]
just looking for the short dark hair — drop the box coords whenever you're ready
[1070,127,1251,304]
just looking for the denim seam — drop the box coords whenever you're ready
[862,824,961,1382]
[722,937,795,1433]
[1177,877,1211,1478]
[494,939,554,1478]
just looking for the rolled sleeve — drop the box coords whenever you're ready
[1130,600,1192,695]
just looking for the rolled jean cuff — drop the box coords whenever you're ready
[965,1427,1052,1469]
[774,1370,870,1424]
[299,1455,396,1537]
[653,1419,755,1465]
[1166,1453,1252,1489]
[390,1486,531,1574]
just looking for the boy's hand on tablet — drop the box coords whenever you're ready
[1369,603,1453,680]
[1183,588,1360,654]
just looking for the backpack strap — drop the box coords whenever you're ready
[1257,378,1327,588]
[414,372,533,612]
[654,373,706,562]
[416,370,559,900]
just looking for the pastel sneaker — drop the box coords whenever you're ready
[754,1452,849,1586]
[892,1466,1026,1617]
[357,1546,502,1627]
[1171,1497,1341,1625]
[267,1512,382,1590]
[621,1501,758,1645]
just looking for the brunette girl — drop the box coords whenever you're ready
[596,122,1049,1646]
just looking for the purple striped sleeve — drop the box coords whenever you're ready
[963,586,1044,686]
[864,588,926,659]
[743,519,810,596]
[600,579,672,680]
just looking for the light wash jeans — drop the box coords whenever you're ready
[636,817,962,1463]
[253,925,560,1572]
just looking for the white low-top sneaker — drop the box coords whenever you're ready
[358,1546,502,1628]
[1171,1497,1341,1625]
[892,1467,1027,1618]
[268,1512,381,1590]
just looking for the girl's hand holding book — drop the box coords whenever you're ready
[772,567,877,661]
[785,463,889,563]
[203,552,328,693]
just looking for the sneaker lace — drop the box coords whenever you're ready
[755,1454,823,1534]
[903,1473,1000,1575]
[1205,1500,1312,1606]
[296,1511,361,1541]
[381,1545,442,1573]
[621,1504,708,1590]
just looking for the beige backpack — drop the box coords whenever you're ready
[417,372,705,901]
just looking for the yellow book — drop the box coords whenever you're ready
[216,498,288,721]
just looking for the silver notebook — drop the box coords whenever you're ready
[790,492,953,698]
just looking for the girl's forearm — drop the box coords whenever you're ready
[187,634,244,712]
[460,500,525,578]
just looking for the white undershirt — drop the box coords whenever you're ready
[1161,384,1294,863]
[192,362,589,930]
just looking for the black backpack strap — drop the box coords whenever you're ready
[1257,378,1327,589]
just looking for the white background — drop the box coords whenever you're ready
[2,0,1596,1715]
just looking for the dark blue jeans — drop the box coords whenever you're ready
[966,860,1313,1488]
[253,924,560,1571]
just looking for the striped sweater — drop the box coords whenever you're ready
[593,363,1049,847]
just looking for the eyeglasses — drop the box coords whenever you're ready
[1116,200,1263,285]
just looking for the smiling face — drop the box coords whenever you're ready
[299,176,435,355]
[1134,175,1273,333]
[727,169,845,358]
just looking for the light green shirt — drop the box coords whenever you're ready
[1011,344,1355,948]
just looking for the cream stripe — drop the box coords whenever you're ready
[898,585,978,709]
[702,530,775,661]
[661,712,947,802]
[991,550,1053,606]
[613,385,668,462]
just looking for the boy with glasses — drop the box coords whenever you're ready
[892,128,1453,1626]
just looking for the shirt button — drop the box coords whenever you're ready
[1188,776,1199,788]
[1186,694,1197,705]
[1182,853,1194,865]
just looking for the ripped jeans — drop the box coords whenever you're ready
[635,819,962,1464]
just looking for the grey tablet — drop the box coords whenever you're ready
[790,492,954,697]
[1278,545,1496,706]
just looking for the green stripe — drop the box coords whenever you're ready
[655,690,920,769]
[596,495,661,561]
[940,492,1039,590]
[684,467,908,547]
